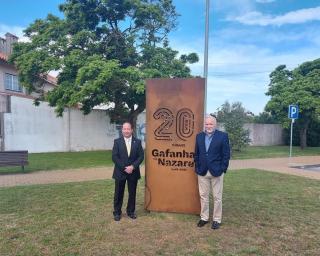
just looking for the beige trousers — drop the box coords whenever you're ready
[198,172,224,223]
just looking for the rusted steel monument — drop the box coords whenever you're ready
[145,78,205,214]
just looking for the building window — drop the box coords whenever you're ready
[4,73,22,92]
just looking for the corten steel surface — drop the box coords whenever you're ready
[145,78,204,214]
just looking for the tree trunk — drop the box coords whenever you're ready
[129,113,138,135]
[299,120,309,149]
[128,104,145,137]
[299,128,307,149]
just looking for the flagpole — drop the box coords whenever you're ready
[204,0,210,117]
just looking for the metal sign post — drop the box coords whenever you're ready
[288,105,299,158]
[289,118,294,157]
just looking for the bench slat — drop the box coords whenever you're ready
[0,151,29,169]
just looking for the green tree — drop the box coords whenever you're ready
[282,119,320,147]
[265,59,320,149]
[9,0,198,128]
[215,101,251,152]
[253,111,278,124]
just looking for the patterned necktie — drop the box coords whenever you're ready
[126,138,131,156]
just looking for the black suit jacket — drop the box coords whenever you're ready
[112,136,144,181]
[194,130,230,177]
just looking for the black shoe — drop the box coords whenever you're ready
[114,215,121,221]
[211,221,220,229]
[197,219,209,227]
[127,213,137,219]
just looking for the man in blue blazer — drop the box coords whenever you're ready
[112,122,144,221]
[194,115,230,229]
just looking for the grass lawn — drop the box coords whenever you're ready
[232,145,320,159]
[0,146,319,174]
[0,150,113,174]
[0,169,319,255]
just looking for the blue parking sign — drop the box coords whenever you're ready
[288,105,299,119]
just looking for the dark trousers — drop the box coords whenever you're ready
[113,178,138,216]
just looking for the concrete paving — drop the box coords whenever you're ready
[0,156,320,188]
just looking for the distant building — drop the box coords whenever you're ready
[0,33,57,150]
[0,32,57,100]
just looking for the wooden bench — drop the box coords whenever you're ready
[0,151,29,171]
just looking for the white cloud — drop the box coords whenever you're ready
[171,34,320,114]
[229,6,320,26]
[205,45,320,113]
[206,75,269,113]
[213,0,254,14]
[217,27,314,45]
[0,24,28,42]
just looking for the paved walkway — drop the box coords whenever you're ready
[0,156,320,187]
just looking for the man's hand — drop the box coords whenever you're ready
[124,165,134,174]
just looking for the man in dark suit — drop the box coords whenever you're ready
[112,122,144,221]
[194,115,230,229]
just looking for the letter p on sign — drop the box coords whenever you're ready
[288,105,299,119]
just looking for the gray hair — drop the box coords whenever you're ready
[205,114,216,121]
